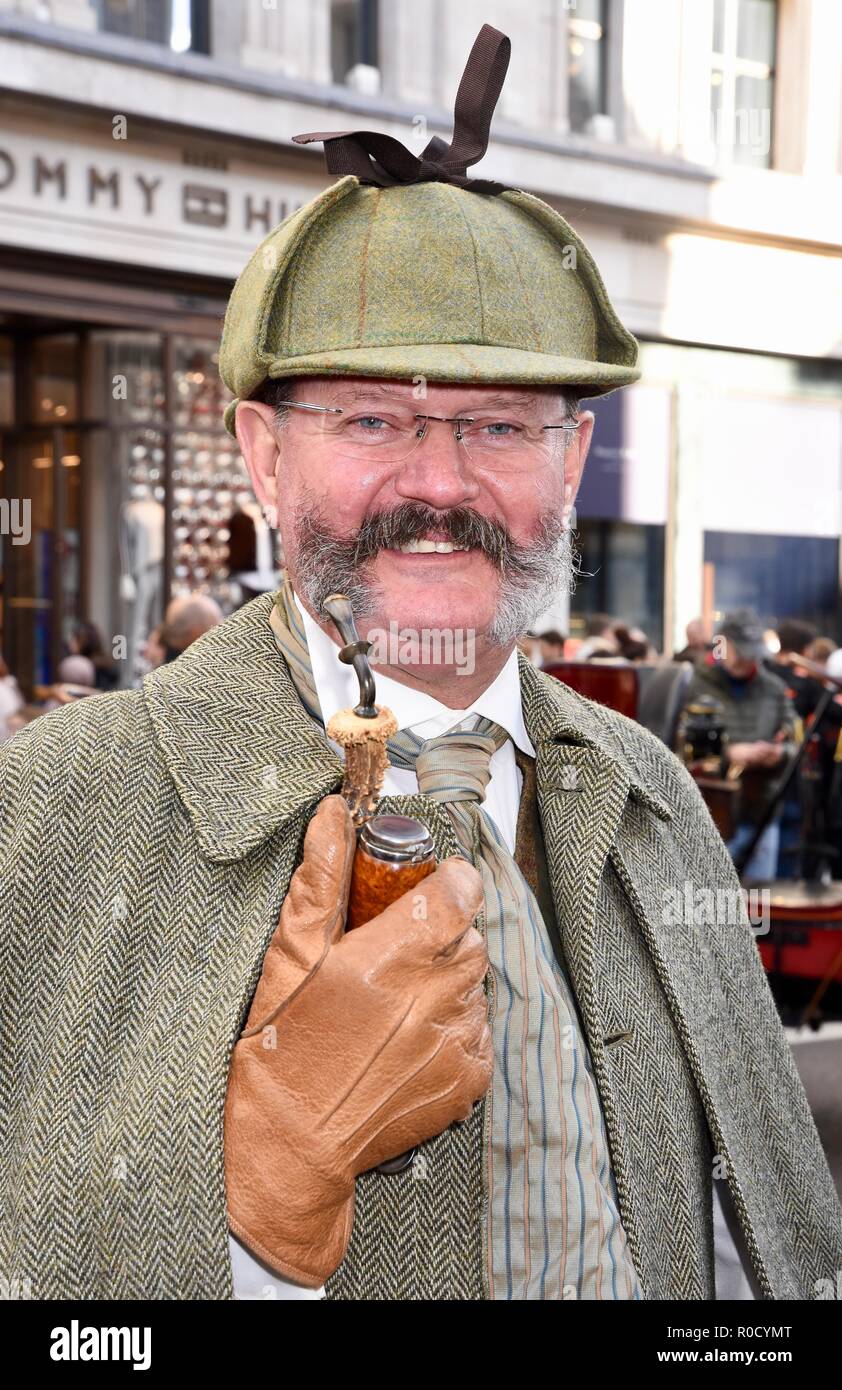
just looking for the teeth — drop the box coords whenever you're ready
[397,540,469,554]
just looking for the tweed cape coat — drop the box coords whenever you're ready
[1,594,840,1300]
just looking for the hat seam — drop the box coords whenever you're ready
[356,187,381,347]
[484,196,544,352]
[501,188,637,368]
[443,184,486,341]
[254,176,362,385]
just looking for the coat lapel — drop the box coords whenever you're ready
[518,655,672,1004]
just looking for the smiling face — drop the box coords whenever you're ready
[235,375,592,664]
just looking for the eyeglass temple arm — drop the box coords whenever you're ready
[275,400,343,414]
[275,399,580,433]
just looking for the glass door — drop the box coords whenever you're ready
[1,332,84,695]
[1,424,85,695]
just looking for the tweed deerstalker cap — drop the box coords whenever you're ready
[220,24,640,435]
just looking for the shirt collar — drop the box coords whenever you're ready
[294,589,536,758]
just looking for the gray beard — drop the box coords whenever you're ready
[291,507,580,648]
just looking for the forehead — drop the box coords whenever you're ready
[290,376,563,411]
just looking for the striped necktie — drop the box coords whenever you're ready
[389,722,641,1301]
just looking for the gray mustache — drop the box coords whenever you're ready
[293,495,578,649]
[353,504,513,568]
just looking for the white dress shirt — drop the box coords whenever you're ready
[229,591,755,1299]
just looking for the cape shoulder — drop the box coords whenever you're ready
[0,688,151,825]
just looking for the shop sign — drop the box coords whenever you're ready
[0,121,327,275]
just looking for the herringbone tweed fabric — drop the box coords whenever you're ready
[1,593,840,1299]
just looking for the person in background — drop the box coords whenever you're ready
[584,624,654,665]
[161,595,224,662]
[611,623,654,663]
[575,611,616,661]
[142,624,167,673]
[805,636,837,666]
[578,611,616,658]
[0,654,23,743]
[680,608,794,880]
[68,619,119,693]
[43,656,98,712]
[537,629,566,667]
[58,655,96,689]
[674,617,711,665]
[766,620,842,878]
[581,635,621,661]
[825,648,842,682]
[767,619,816,689]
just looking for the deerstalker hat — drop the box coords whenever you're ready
[220,24,640,436]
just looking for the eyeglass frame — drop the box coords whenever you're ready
[271,397,582,446]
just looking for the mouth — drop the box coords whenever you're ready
[393,539,471,554]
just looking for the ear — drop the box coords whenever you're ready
[562,409,593,528]
[235,401,282,514]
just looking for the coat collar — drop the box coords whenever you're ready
[143,592,344,862]
[142,594,670,863]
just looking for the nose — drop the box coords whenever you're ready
[392,426,481,510]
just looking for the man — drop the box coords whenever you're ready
[1,26,840,1302]
[674,616,712,665]
[537,629,567,667]
[681,608,795,880]
[766,619,819,880]
[160,593,224,662]
[768,620,842,880]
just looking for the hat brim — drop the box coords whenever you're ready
[223,342,641,435]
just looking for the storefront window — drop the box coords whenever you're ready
[568,0,608,135]
[704,531,839,639]
[110,419,167,685]
[98,0,210,54]
[3,432,56,690]
[710,0,776,167]
[0,331,88,689]
[1,324,277,694]
[571,519,666,653]
[0,336,12,426]
[169,337,262,615]
[29,335,79,425]
[331,0,380,84]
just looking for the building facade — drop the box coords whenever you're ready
[0,0,840,688]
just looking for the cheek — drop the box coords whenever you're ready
[276,449,386,534]
[482,467,566,539]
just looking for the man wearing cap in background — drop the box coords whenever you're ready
[681,608,795,881]
[1,27,840,1303]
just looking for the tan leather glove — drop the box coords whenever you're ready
[224,794,492,1288]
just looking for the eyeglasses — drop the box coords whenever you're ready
[273,396,581,472]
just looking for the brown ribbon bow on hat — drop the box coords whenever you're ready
[292,23,510,195]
